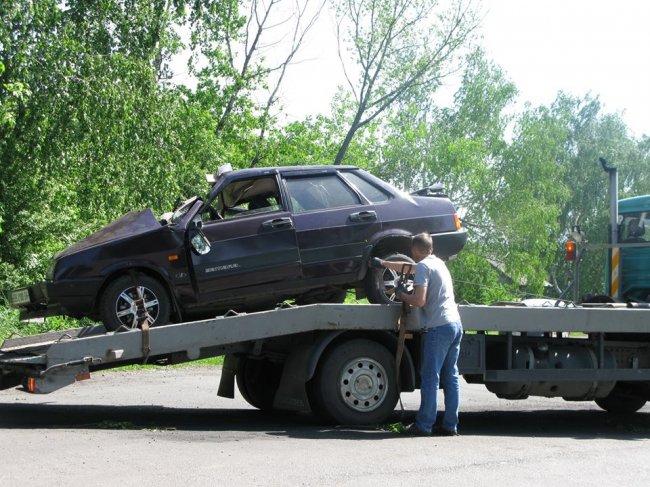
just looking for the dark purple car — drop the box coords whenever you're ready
[9,165,466,330]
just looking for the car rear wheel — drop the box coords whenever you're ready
[364,253,415,304]
[100,274,171,331]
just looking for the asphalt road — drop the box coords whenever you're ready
[1,366,649,486]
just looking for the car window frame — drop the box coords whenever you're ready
[282,172,367,214]
[202,174,286,224]
[339,170,393,205]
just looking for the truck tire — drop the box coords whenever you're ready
[311,339,399,425]
[595,386,647,414]
[236,358,283,411]
[100,274,171,331]
[364,253,415,304]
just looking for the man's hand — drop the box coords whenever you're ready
[394,282,408,300]
[370,257,384,269]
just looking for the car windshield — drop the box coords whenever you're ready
[170,197,199,224]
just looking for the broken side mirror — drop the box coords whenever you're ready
[191,231,211,255]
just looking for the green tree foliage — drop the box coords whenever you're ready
[331,0,479,164]
[0,1,217,290]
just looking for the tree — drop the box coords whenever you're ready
[189,0,325,167]
[332,0,479,164]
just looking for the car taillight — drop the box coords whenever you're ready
[454,213,461,231]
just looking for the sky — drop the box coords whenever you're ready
[273,0,650,138]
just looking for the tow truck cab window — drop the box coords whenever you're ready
[285,174,361,213]
[203,176,282,222]
[621,212,649,242]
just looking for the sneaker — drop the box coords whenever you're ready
[432,426,459,437]
[405,423,431,437]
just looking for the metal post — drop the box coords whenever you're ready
[600,158,620,299]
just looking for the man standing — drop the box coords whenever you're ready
[372,233,463,436]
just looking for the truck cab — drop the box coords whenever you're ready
[618,195,650,301]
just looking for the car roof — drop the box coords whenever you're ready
[221,165,359,179]
[207,165,362,201]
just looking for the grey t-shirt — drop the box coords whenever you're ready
[413,254,461,328]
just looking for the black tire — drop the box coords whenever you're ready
[595,386,647,414]
[364,253,415,304]
[236,358,284,411]
[99,274,171,331]
[311,339,399,425]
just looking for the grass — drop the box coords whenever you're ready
[113,356,224,372]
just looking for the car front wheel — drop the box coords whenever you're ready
[364,253,415,304]
[99,274,171,331]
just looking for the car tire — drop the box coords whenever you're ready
[236,358,284,411]
[310,339,399,425]
[100,274,171,331]
[364,253,415,304]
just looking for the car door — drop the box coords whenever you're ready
[282,172,381,281]
[190,175,300,300]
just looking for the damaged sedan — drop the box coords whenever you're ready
[9,165,467,330]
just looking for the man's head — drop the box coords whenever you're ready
[411,233,433,262]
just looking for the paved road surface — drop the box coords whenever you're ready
[1,367,648,486]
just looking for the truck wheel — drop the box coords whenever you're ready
[236,358,283,411]
[311,339,399,425]
[595,386,647,414]
[100,274,171,331]
[364,253,415,304]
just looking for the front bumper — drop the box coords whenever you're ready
[8,279,101,321]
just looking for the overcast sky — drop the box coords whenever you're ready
[274,0,650,138]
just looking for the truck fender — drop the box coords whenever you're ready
[272,331,342,412]
[304,331,417,391]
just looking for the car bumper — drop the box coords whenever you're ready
[432,228,468,260]
[8,279,102,320]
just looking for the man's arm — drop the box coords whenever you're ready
[400,285,427,308]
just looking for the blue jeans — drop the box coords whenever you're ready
[415,321,463,433]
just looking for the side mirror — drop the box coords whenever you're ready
[191,231,211,255]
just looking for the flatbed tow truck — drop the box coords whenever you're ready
[1,301,649,424]
[1,160,649,424]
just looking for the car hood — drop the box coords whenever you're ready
[58,209,162,258]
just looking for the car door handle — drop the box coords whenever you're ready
[262,217,294,230]
[349,210,377,222]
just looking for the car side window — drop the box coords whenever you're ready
[340,171,391,203]
[203,177,282,222]
[285,175,361,213]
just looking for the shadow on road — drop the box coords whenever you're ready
[0,402,648,440]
